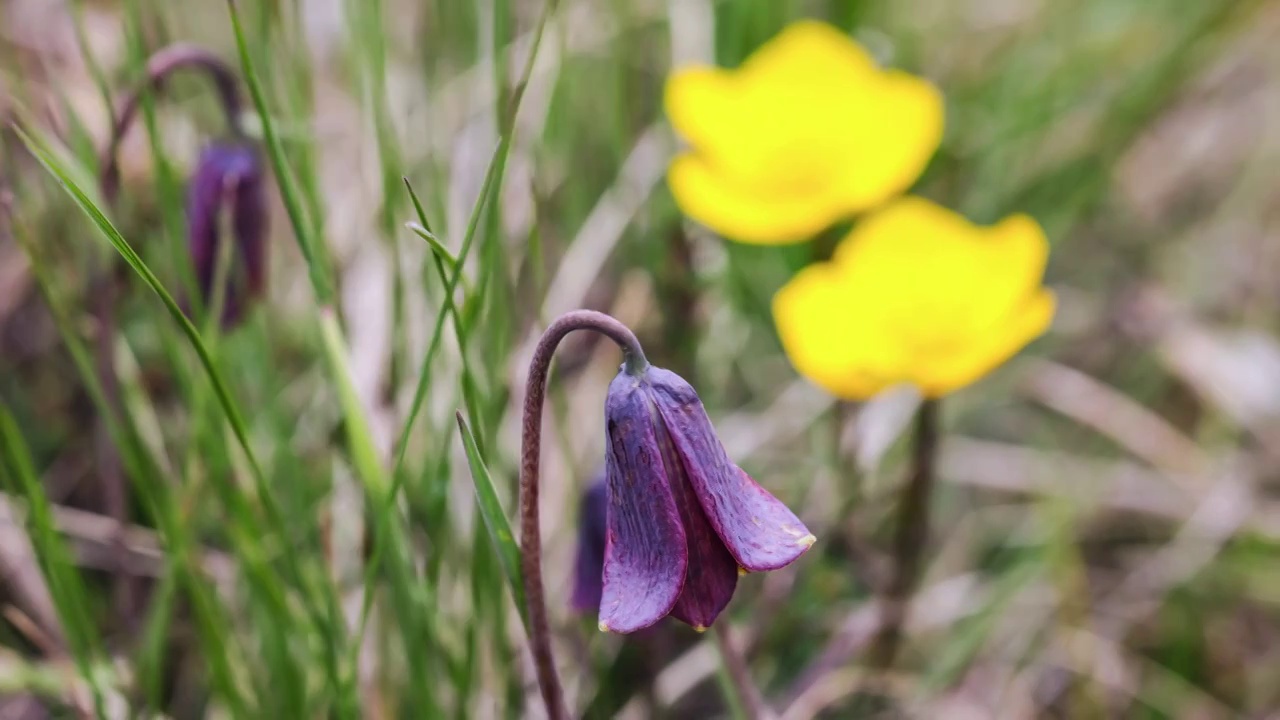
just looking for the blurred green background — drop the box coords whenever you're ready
[1,0,1279,717]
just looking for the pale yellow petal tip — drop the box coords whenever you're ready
[598,621,610,633]
[693,625,708,634]
[738,566,749,577]
[797,534,817,548]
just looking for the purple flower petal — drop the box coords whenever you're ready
[230,156,268,297]
[186,150,225,296]
[570,473,608,614]
[648,367,815,572]
[185,142,268,327]
[658,421,738,629]
[599,374,687,634]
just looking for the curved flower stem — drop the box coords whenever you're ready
[713,625,777,720]
[93,43,243,626]
[99,43,245,202]
[91,44,249,623]
[521,310,648,720]
[870,398,940,670]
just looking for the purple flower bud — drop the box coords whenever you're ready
[185,141,267,327]
[570,472,608,614]
[598,366,815,634]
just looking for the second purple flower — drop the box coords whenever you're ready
[185,141,268,327]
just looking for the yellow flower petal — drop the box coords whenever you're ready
[664,20,945,245]
[834,196,974,273]
[838,73,945,210]
[772,262,895,399]
[739,20,878,88]
[772,198,1054,399]
[664,68,748,171]
[668,153,849,244]
[913,290,1056,396]
[835,198,1048,350]
[980,213,1051,312]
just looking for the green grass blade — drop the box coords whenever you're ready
[392,0,555,479]
[348,174,473,671]
[228,8,401,706]
[454,411,527,629]
[402,180,487,456]
[402,179,435,235]
[120,0,194,295]
[225,0,333,303]
[15,124,267,495]
[10,209,252,715]
[318,310,389,497]
[0,403,109,719]
[404,178,466,294]
[15,122,345,710]
[392,138,502,475]
[406,221,460,275]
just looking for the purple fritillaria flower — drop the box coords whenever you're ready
[570,472,608,614]
[185,141,267,327]
[599,365,815,634]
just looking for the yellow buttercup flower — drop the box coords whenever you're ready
[665,20,944,245]
[772,197,1054,398]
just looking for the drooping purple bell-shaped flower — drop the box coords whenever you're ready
[184,141,267,327]
[599,366,815,633]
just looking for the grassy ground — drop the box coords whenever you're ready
[2,0,1280,717]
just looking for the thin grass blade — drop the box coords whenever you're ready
[455,411,528,629]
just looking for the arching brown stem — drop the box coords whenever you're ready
[521,310,647,720]
[99,43,244,202]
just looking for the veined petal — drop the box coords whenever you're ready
[647,368,815,571]
[913,289,1056,397]
[654,412,737,630]
[599,374,687,634]
[669,153,845,244]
